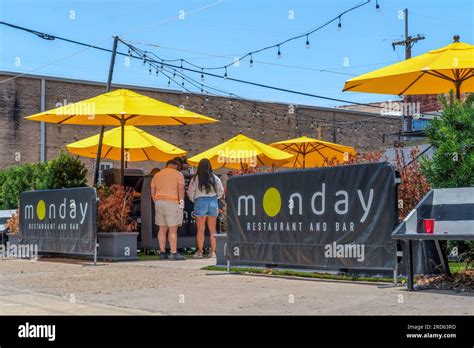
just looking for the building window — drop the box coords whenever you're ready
[98,162,113,184]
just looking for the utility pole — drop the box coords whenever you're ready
[392,8,425,132]
[93,35,119,186]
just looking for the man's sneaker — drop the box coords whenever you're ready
[169,252,186,261]
[193,251,203,259]
[158,251,167,260]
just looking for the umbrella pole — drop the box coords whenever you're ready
[120,120,125,186]
[93,126,105,185]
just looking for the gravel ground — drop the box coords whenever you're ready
[0,258,472,315]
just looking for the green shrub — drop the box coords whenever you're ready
[42,151,88,189]
[0,152,87,209]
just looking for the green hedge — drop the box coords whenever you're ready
[0,152,87,209]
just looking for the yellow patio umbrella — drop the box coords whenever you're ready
[187,134,294,169]
[343,36,474,99]
[25,89,218,184]
[66,126,186,163]
[270,136,356,168]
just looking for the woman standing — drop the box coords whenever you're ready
[187,158,224,258]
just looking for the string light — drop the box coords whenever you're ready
[155,69,159,76]
[201,68,204,81]
[180,59,184,72]
[305,35,310,49]
[128,48,132,57]
[167,79,171,87]
[376,0,381,12]
[148,66,152,74]
[249,54,253,67]
[173,70,176,78]
[277,45,281,59]
[224,67,228,79]
[337,16,342,31]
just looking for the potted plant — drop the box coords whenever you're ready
[97,185,138,261]
[4,209,20,246]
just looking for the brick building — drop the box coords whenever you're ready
[0,71,401,183]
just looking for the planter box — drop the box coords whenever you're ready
[98,232,138,261]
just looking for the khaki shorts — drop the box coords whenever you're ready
[154,200,183,227]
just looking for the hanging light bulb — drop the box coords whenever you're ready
[305,35,310,49]
[277,45,281,59]
[337,17,342,31]
[180,59,184,72]
[128,48,132,57]
[160,62,164,70]
[261,130,265,135]
[201,103,204,110]
[201,84,204,93]
[249,54,253,67]
[205,96,209,102]
[201,68,204,81]
[275,132,278,138]
[186,94,189,100]
[376,0,381,12]
[224,67,228,79]
[181,77,185,87]
[273,117,277,124]
[256,110,260,117]
[143,51,147,65]
[310,121,314,128]
[155,69,159,76]
[173,70,176,78]
[167,79,171,87]
[148,66,152,75]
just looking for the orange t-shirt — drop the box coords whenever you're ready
[150,167,185,202]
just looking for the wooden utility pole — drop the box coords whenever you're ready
[392,8,425,132]
[93,36,119,186]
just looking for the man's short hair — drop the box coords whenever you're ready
[166,159,178,167]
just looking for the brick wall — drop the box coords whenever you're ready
[0,72,401,183]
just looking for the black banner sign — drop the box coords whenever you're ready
[227,162,397,270]
[19,187,97,255]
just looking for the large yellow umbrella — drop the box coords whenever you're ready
[25,89,218,184]
[343,36,474,99]
[188,134,294,169]
[270,136,356,168]
[66,126,186,163]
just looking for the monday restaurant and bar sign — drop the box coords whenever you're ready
[226,162,398,270]
[19,187,97,255]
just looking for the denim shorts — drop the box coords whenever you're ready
[194,196,218,217]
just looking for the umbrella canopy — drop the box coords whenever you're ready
[25,89,217,185]
[270,136,356,168]
[25,89,218,125]
[66,126,186,162]
[343,37,474,99]
[187,134,294,169]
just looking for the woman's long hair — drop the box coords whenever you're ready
[195,158,216,194]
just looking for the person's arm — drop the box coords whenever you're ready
[215,175,225,199]
[150,177,156,202]
[187,177,196,203]
[177,173,185,208]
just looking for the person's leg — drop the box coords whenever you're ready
[195,216,206,254]
[168,225,178,254]
[157,226,168,253]
[206,216,217,254]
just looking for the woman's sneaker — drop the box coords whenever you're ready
[208,252,217,258]
[193,251,203,259]
[169,252,186,261]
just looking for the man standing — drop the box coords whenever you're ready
[151,159,186,260]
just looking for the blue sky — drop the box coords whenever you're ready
[0,0,472,107]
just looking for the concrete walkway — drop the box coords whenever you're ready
[0,258,472,315]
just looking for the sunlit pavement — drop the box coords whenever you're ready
[0,258,472,315]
